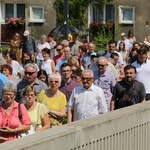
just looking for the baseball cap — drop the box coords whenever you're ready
[121,32,126,36]
[90,52,97,58]
[97,50,107,57]
[24,30,30,36]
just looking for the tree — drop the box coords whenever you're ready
[54,0,110,29]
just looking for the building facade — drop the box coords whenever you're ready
[0,0,56,42]
[88,0,150,42]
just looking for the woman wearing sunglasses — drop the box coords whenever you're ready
[37,73,67,127]
[23,85,50,132]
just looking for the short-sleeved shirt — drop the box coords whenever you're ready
[17,78,48,103]
[94,70,116,109]
[27,102,48,131]
[112,79,146,109]
[132,59,150,94]
[68,84,108,121]
[0,101,31,142]
[37,90,67,126]
[59,79,81,101]
[55,57,67,72]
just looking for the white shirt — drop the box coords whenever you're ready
[36,42,50,60]
[41,58,53,75]
[106,51,124,65]
[10,60,24,76]
[132,59,150,94]
[117,38,132,51]
[68,84,108,121]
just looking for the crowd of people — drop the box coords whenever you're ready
[0,29,150,143]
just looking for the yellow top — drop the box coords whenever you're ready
[37,90,67,127]
[28,102,48,131]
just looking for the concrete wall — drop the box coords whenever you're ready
[25,0,56,40]
[115,0,150,42]
[1,102,150,150]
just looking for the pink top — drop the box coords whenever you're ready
[0,101,31,143]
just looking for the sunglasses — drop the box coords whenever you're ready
[56,49,62,52]
[81,77,93,81]
[97,64,107,67]
[25,94,35,97]
[49,80,59,83]
[25,71,36,76]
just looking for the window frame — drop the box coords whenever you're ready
[1,2,25,23]
[119,6,135,24]
[29,6,44,23]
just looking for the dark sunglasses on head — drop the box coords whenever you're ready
[25,71,36,76]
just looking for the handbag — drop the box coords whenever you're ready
[34,103,40,131]
[18,103,35,138]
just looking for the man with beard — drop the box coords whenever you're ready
[110,65,146,110]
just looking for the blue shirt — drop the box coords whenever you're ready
[94,70,116,109]
[23,36,36,54]
[56,57,67,72]
[0,73,8,84]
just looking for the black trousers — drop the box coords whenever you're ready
[146,94,150,101]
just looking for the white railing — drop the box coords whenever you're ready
[1,102,150,150]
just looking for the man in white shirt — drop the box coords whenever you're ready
[67,69,108,122]
[132,45,150,101]
[117,32,132,51]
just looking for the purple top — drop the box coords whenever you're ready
[59,79,81,101]
[94,70,116,109]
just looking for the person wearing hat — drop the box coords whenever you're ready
[23,30,36,61]
[36,34,50,66]
[117,32,132,51]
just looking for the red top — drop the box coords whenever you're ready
[53,54,64,65]
[0,101,31,143]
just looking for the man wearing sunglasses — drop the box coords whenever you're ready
[17,63,48,103]
[53,44,64,65]
[93,57,116,111]
[67,69,107,122]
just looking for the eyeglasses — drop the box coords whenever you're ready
[62,70,71,73]
[3,93,15,97]
[97,64,107,67]
[49,80,59,83]
[81,77,93,81]
[25,71,36,76]
[25,94,35,97]
[56,48,62,52]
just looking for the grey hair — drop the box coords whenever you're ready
[24,63,38,72]
[61,40,69,46]
[48,73,62,85]
[97,56,108,64]
[82,69,94,77]
[41,34,47,39]
[2,83,17,94]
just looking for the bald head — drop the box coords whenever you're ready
[97,57,108,74]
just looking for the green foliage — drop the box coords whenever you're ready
[54,0,109,29]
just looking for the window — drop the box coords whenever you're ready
[30,6,44,23]
[90,3,115,23]
[119,6,135,24]
[4,3,25,20]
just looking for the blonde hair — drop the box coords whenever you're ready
[23,85,36,96]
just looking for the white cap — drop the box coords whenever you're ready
[23,30,30,36]
[121,32,126,36]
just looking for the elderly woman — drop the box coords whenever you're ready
[0,83,31,143]
[37,73,67,127]
[23,86,50,132]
